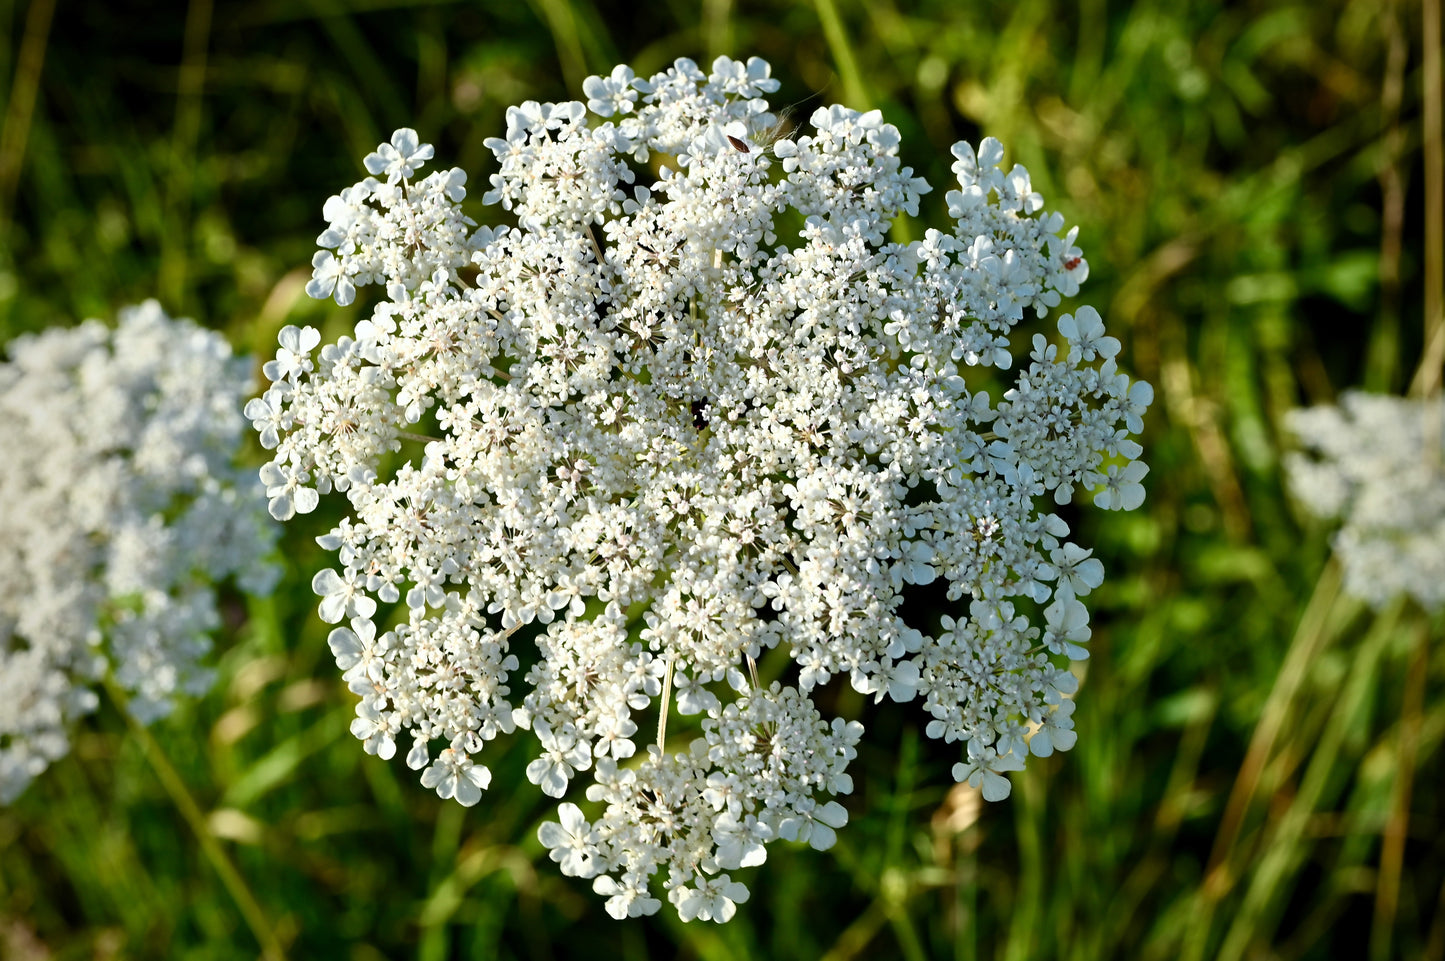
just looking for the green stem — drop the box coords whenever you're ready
[704,0,734,63]
[399,431,443,444]
[1215,598,1402,961]
[529,0,587,93]
[813,0,869,110]
[0,0,55,236]
[656,651,675,752]
[160,0,212,307]
[105,678,288,961]
[1370,613,1430,961]
[1416,0,1443,401]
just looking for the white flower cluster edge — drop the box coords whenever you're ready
[0,301,279,803]
[252,56,1153,920]
[1286,390,1445,612]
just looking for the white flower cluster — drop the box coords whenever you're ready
[0,301,279,803]
[1286,391,1445,611]
[254,56,1152,919]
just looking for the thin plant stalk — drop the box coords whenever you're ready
[657,651,675,752]
[104,678,289,961]
[1366,0,1408,392]
[1370,617,1430,961]
[1214,599,1404,961]
[1201,558,1344,897]
[1414,0,1444,408]
[812,0,869,110]
[0,0,56,234]
[530,0,588,93]
[159,0,211,307]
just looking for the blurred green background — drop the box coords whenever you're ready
[1,0,1442,958]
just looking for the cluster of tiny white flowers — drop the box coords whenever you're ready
[254,56,1151,919]
[0,301,279,803]
[1286,391,1445,611]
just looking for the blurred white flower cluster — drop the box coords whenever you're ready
[0,301,279,803]
[255,56,1151,920]
[1286,391,1445,611]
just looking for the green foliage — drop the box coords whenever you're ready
[1,0,1442,958]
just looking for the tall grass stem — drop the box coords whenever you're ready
[104,677,289,961]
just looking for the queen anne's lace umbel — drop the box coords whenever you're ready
[0,301,279,803]
[255,56,1152,920]
[1286,391,1445,611]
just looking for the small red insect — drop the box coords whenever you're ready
[1063,256,1082,271]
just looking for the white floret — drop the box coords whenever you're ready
[0,302,278,803]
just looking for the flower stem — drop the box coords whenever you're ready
[0,0,54,235]
[1370,613,1430,961]
[104,678,289,961]
[657,651,675,753]
[812,0,869,110]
